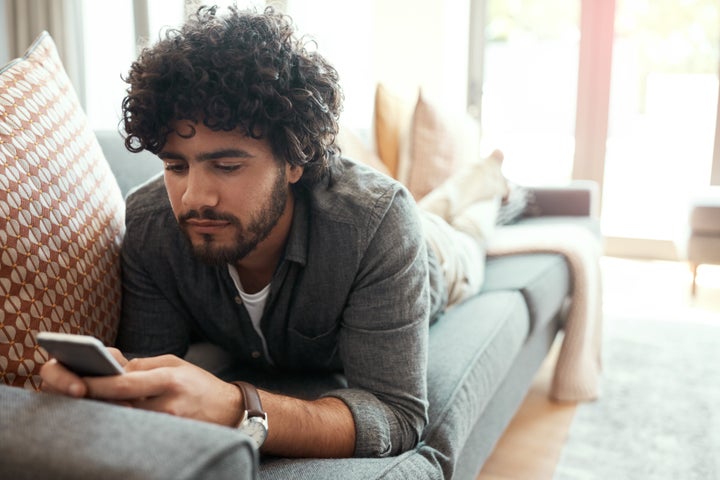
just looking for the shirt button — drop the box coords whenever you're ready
[234,296,242,304]
[251,351,262,359]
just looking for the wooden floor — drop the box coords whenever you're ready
[476,257,720,480]
[476,340,576,480]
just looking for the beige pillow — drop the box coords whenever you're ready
[402,90,482,200]
[373,83,414,179]
[0,32,125,390]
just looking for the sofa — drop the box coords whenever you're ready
[0,32,602,479]
[685,189,720,295]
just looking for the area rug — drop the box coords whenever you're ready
[553,314,720,479]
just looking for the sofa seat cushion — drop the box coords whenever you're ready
[482,253,569,334]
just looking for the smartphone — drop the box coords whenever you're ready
[37,332,124,377]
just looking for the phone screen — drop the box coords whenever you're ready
[37,332,124,377]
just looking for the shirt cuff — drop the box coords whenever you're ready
[321,388,396,458]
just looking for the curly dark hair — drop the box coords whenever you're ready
[121,6,343,184]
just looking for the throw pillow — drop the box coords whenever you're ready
[402,90,482,201]
[373,83,414,179]
[0,32,125,390]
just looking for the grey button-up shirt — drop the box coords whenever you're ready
[116,157,447,457]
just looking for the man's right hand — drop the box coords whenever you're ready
[40,347,129,398]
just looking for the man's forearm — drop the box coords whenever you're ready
[258,391,356,458]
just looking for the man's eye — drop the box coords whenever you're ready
[215,164,241,173]
[164,163,187,173]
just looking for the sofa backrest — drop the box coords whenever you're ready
[95,130,162,198]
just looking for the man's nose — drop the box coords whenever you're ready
[182,169,219,210]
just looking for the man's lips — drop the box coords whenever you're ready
[183,219,231,234]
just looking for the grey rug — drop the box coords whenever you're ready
[553,315,720,480]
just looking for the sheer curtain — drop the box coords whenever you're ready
[5,0,86,107]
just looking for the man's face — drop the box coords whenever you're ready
[159,121,302,265]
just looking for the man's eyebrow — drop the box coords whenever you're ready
[157,149,254,162]
[197,149,254,161]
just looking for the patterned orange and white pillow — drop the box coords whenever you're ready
[0,32,125,390]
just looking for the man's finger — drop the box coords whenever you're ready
[106,347,129,366]
[39,358,87,398]
[123,354,185,372]
[83,368,174,401]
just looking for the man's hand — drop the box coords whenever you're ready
[40,351,242,427]
[40,347,129,399]
[40,351,356,457]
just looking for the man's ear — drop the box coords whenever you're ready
[287,164,304,184]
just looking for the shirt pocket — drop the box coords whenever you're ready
[286,322,341,370]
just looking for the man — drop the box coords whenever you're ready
[40,6,505,459]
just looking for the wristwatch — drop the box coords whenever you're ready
[232,381,268,449]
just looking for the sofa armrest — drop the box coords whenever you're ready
[0,385,258,479]
[525,180,599,219]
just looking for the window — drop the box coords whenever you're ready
[602,0,719,244]
[470,0,720,259]
[81,1,136,131]
[472,0,581,186]
[81,0,261,131]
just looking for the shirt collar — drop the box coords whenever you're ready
[282,186,310,266]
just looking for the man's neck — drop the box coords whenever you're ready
[235,192,295,294]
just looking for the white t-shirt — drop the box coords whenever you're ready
[227,265,273,364]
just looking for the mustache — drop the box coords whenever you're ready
[178,209,240,224]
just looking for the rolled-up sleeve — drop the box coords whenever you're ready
[322,186,431,457]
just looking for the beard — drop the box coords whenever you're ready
[178,167,289,266]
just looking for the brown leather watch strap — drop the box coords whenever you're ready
[232,381,265,417]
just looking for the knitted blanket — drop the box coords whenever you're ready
[486,223,603,402]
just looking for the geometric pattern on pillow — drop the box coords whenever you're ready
[0,32,125,390]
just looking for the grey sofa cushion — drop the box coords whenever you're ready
[0,385,257,480]
[482,253,569,334]
[423,290,530,479]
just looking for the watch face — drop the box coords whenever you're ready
[240,417,268,448]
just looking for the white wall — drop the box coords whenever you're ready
[285,0,471,130]
[285,0,375,130]
[371,0,471,113]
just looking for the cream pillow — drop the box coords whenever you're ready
[0,32,125,390]
[401,90,482,200]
